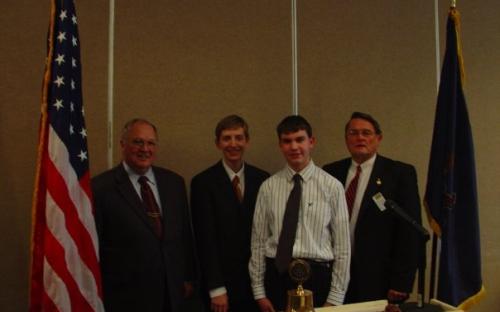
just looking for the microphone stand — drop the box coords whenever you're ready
[384,200,443,312]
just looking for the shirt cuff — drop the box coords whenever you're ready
[209,287,227,298]
[327,289,346,306]
[252,285,266,300]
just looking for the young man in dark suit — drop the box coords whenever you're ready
[323,112,422,306]
[92,118,194,312]
[191,115,269,312]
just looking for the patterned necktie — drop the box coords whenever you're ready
[232,175,243,203]
[138,176,163,238]
[275,173,302,274]
[345,165,361,218]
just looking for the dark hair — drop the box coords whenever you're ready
[215,114,249,141]
[276,115,312,138]
[121,118,158,141]
[345,112,382,134]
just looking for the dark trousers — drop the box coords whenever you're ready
[264,258,332,311]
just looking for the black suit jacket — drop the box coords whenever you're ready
[323,155,421,303]
[92,164,194,312]
[190,161,269,310]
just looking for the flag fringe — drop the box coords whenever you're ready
[449,7,466,86]
[29,0,56,305]
[424,199,442,236]
[458,285,486,311]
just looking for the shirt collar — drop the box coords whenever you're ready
[350,153,377,171]
[222,159,245,181]
[285,159,315,182]
[122,161,156,185]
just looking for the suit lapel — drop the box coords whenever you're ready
[357,156,385,222]
[337,159,351,185]
[153,167,170,237]
[243,166,259,209]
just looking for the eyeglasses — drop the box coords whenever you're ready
[346,129,376,137]
[130,138,157,148]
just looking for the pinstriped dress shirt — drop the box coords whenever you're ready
[249,160,351,305]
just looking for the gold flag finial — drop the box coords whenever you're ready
[451,0,456,8]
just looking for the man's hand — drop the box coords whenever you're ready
[257,298,275,312]
[183,282,194,298]
[211,294,229,312]
[387,289,408,303]
[385,303,402,312]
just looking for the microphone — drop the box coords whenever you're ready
[384,199,429,240]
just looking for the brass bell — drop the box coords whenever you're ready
[285,259,315,312]
[285,284,315,312]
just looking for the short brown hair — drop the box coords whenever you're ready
[215,115,249,141]
[276,115,312,138]
[345,112,382,135]
[121,118,158,141]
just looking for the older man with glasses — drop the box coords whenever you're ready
[323,112,422,309]
[92,118,195,312]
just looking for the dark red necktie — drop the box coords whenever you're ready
[345,165,361,218]
[275,174,302,274]
[232,175,243,203]
[138,176,163,238]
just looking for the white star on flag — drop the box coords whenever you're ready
[77,150,88,161]
[59,10,67,21]
[54,76,65,87]
[57,31,66,43]
[80,128,87,138]
[53,99,64,111]
[55,54,65,65]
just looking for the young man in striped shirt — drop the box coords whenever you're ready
[249,115,351,312]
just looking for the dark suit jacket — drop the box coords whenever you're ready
[92,164,194,312]
[323,155,421,303]
[190,161,269,310]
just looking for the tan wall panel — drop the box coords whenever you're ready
[112,1,293,179]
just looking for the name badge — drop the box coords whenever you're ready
[372,192,386,211]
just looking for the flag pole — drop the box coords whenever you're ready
[291,0,298,115]
[451,0,456,8]
[428,0,441,302]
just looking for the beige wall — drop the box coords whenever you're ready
[1,1,498,311]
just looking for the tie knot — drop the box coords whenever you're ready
[356,165,362,174]
[233,175,240,184]
[293,174,302,184]
[138,176,149,186]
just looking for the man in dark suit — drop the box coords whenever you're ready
[323,112,421,305]
[191,115,269,312]
[92,118,194,312]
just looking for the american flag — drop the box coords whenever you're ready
[30,0,104,311]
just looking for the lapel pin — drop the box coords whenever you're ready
[376,178,382,186]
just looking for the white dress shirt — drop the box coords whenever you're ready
[249,160,351,305]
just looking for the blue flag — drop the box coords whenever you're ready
[424,7,484,309]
